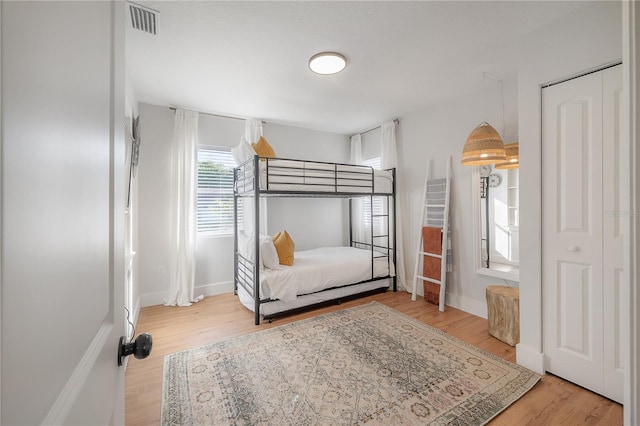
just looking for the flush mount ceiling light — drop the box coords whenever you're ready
[309,52,346,75]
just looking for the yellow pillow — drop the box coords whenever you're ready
[251,136,276,159]
[272,230,295,266]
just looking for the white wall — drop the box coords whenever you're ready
[263,124,350,251]
[516,1,622,373]
[137,103,349,306]
[125,69,139,119]
[137,104,175,306]
[397,74,518,318]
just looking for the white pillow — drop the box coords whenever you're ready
[237,231,250,259]
[245,234,281,270]
[231,137,257,166]
[260,236,281,270]
[245,234,260,269]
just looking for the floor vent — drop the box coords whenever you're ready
[129,2,158,35]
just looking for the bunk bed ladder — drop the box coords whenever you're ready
[411,156,452,312]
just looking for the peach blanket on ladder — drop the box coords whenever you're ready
[422,226,442,305]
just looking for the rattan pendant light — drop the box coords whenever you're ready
[461,122,506,165]
[495,142,519,169]
[461,72,507,166]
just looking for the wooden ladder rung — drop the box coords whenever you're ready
[417,275,442,285]
[418,251,442,258]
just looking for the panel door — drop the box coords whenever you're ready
[1,2,126,424]
[601,65,624,403]
[542,71,605,395]
[542,65,623,404]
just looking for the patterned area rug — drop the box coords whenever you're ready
[162,302,540,425]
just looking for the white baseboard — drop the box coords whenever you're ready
[197,280,234,298]
[139,290,167,308]
[139,281,234,308]
[445,292,487,319]
[516,343,545,374]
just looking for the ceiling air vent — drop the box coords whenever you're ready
[129,2,158,35]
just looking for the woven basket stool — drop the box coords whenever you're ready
[486,285,520,346]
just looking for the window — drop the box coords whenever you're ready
[362,157,383,230]
[486,167,518,265]
[197,147,240,235]
[507,169,519,227]
[362,156,381,170]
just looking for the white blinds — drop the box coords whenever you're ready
[362,157,383,230]
[197,147,241,235]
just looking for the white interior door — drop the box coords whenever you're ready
[1,2,126,424]
[542,70,605,396]
[601,65,625,402]
[542,65,623,403]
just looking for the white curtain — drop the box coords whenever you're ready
[244,118,267,238]
[350,133,362,164]
[245,118,263,144]
[381,121,407,291]
[164,109,203,306]
[350,134,366,245]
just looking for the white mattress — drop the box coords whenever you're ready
[259,159,393,194]
[239,246,393,303]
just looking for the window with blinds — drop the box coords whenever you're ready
[197,147,240,235]
[362,157,383,230]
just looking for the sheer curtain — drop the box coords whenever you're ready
[381,121,407,290]
[350,134,366,245]
[244,118,268,237]
[164,109,203,306]
[245,118,263,144]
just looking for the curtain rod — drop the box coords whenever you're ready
[169,107,266,124]
[353,118,400,137]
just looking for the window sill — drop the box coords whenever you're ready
[197,233,234,240]
[476,265,519,283]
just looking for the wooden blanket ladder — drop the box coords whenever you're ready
[411,156,451,311]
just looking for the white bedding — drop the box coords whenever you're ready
[259,159,393,194]
[238,278,391,316]
[257,246,394,302]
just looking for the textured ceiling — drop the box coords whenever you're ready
[126,1,586,134]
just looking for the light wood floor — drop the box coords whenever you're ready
[125,291,622,425]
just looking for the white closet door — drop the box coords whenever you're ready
[542,65,623,404]
[542,71,605,396]
[602,65,624,403]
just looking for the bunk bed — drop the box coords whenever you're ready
[234,155,397,325]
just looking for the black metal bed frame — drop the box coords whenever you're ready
[233,155,397,325]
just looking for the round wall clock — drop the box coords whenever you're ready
[488,173,501,187]
[479,165,491,177]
